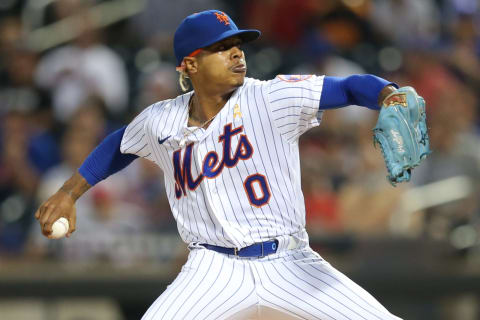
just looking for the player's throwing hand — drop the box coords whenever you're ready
[35,190,76,238]
[35,171,90,238]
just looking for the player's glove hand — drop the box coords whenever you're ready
[373,86,431,186]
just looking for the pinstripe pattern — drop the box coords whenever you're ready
[121,75,401,319]
[142,248,258,320]
[142,247,401,320]
[120,76,324,248]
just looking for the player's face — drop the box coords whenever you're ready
[195,36,246,90]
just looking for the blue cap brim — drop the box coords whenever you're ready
[199,29,261,50]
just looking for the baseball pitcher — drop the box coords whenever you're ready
[36,10,429,320]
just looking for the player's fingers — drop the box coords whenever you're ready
[41,220,52,237]
[34,206,42,220]
[42,221,53,237]
[66,229,75,238]
[39,202,55,227]
[35,201,48,220]
[66,212,76,238]
[41,208,61,237]
[43,210,63,236]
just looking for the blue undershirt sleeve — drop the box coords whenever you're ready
[78,126,139,186]
[319,74,397,110]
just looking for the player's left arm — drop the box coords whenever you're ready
[319,75,397,110]
[320,75,430,184]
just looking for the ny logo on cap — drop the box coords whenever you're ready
[214,12,230,25]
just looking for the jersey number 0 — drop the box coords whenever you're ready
[173,123,271,208]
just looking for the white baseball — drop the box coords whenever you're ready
[51,217,69,239]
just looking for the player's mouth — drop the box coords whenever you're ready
[231,63,246,73]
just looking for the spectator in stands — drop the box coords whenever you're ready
[34,0,129,123]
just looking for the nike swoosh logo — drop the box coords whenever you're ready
[158,135,171,144]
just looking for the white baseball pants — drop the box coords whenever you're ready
[142,247,402,320]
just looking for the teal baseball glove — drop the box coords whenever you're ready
[373,86,431,186]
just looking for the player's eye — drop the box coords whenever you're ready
[209,41,242,52]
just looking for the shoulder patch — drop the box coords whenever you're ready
[277,75,313,82]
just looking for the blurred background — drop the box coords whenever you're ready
[1,0,480,319]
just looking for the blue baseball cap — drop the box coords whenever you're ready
[174,10,260,66]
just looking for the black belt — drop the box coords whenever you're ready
[201,240,279,258]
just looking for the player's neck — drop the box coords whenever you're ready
[189,89,234,125]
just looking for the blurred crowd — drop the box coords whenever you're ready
[1,0,480,267]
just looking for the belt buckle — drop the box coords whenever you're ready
[234,247,239,256]
[259,242,265,258]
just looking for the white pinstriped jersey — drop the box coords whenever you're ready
[123,75,403,319]
[120,75,324,248]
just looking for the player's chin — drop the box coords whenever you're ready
[230,72,246,86]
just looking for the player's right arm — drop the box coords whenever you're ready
[35,171,89,238]
[35,112,154,237]
[35,104,153,238]
[35,126,139,238]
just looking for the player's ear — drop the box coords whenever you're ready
[184,57,198,74]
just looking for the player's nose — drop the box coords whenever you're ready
[230,45,243,60]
